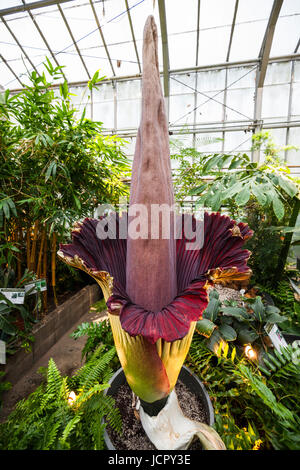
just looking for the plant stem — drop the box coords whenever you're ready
[275,197,300,284]
[51,232,58,307]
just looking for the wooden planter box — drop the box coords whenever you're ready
[0,284,101,386]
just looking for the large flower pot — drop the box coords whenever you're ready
[103,365,214,450]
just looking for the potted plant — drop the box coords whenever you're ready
[58,16,254,450]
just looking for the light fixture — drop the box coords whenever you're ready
[244,344,257,360]
[67,391,77,406]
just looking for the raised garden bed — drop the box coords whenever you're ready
[0,284,101,387]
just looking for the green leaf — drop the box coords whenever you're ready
[210,189,223,211]
[203,297,221,322]
[202,154,221,174]
[272,195,285,220]
[221,306,251,321]
[251,183,267,206]
[265,304,281,315]
[249,296,266,323]
[219,323,237,341]
[2,201,10,220]
[237,328,259,344]
[222,181,244,199]
[266,312,286,323]
[277,176,298,199]
[45,161,57,182]
[235,187,250,206]
[196,318,217,338]
[205,329,223,354]
[190,183,207,196]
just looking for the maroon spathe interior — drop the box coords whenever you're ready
[59,212,253,343]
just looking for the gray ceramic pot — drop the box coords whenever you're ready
[103,365,214,450]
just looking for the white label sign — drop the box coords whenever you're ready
[264,323,288,352]
[0,288,25,305]
[0,340,6,365]
[24,279,47,295]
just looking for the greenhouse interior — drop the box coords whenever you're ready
[0,0,300,453]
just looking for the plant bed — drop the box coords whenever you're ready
[0,284,101,388]
[104,365,214,450]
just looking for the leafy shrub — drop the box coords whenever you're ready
[0,372,11,411]
[187,336,300,450]
[0,345,122,450]
[196,288,286,353]
[71,317,119,370]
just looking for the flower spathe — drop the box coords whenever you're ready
[58,211,253,344]
[57,15,253,408]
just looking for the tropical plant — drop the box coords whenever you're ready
[196,288,286,353]
[71,317,118,368]
[0,345,122,450]
[0,372,11,411]
[0,59,130,311]
[187,335,300,450]
[170,131,300,285]
[260,278,300,336]
[188,132,299,220]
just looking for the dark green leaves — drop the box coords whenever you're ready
[180,139,299,221]
[196,318,217,338]
[203,290,222,322]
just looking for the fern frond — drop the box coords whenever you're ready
[75,346,116,391]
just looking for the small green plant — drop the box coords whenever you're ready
[196,288,286,353]
[260,278,300,335]
[71,318,117,365]
[0,345,122,450]
[0,371,12,411]
[187,335,300,450]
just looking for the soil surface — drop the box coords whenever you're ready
[210,284,244,305]
[106,380,208,450]
[0,307,107,422]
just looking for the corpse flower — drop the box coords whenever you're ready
[58,16,253,450]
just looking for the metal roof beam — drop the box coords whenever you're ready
[0,0,73,17]
[195,0,201,66]
[0,53,24,87]
[125,0,141,74]
[89,0,115,77]
[9,54,300,92]
[22,0,67,81]
[58,4,91,79]
[252,0,283,162]
[158,0,169,99]
[1,16,40,76]
[226,0,239,62]
[257,0,283,88]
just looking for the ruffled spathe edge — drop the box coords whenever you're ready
[106,279,208,344]
[58,212,253,344]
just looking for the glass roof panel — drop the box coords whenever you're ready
[196,0,235,65]
[0,0,22,8]
[165,0,198,34]
[0,0,299,89]
[0,18,35,87]
[197,26,231,66]
[229,0,273,61]
[200,0,236,28]
[2,11,56,86]
[271,16,300,56]
[28,4,89,81]
[169,31,197,70]
[0,61,18,88]
[127,0,162,70]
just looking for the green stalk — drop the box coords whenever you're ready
[275,196,300,283]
